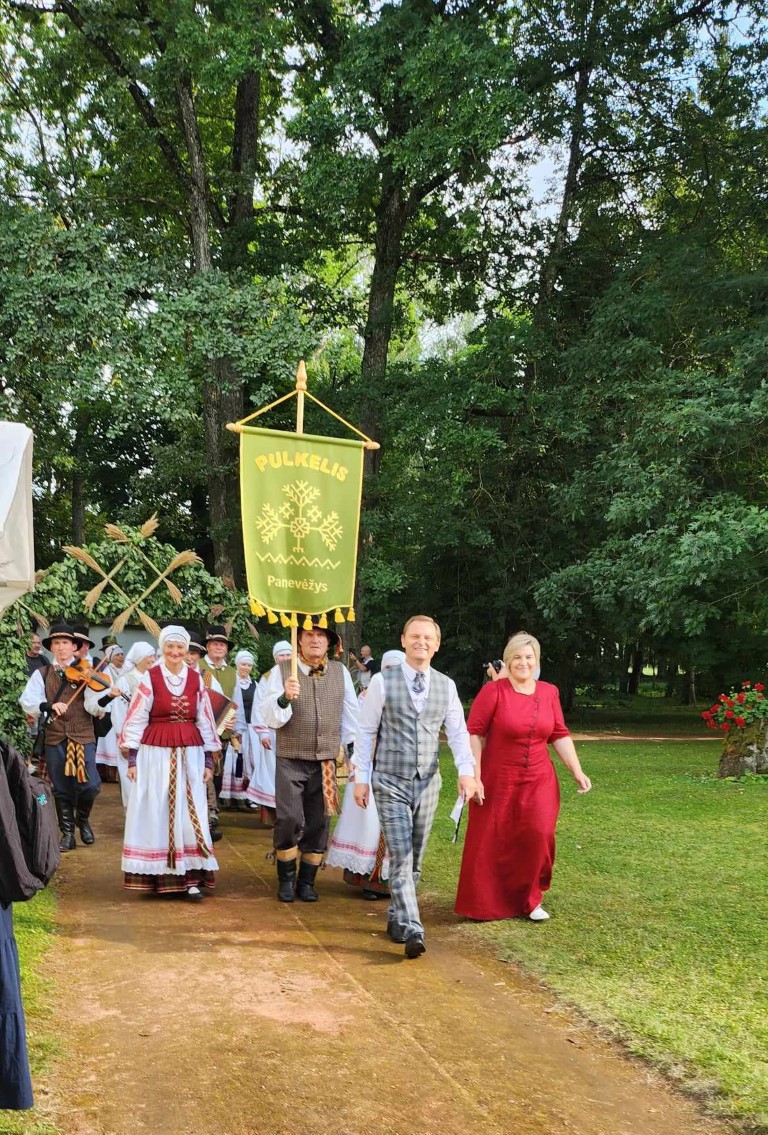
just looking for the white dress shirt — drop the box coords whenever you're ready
[261,660,359,747]
[354,661,474,785]
[20,657,103,719]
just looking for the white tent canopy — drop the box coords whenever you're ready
[0,422,35,617]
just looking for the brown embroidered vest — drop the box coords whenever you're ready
[43,665,95,746]
[275,660,345,762]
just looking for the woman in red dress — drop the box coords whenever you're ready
[455,632,591,922]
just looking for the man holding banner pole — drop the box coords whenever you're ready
[261,618,358,903]
[228,360,378,899]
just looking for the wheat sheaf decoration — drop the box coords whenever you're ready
[63,515,201,639]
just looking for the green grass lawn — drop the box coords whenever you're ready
[424,741,768,1130]
[0,891,58,1135]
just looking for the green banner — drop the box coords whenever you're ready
[240,426,365,617]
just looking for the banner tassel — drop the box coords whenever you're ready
[303,615,313,631]
[266,608,278,624]
[250,599,265,617]
[280,612,291,627]
[318,612,328,628]
[289,612,298,627]
[334,608,345,624]
[347,607,356,622]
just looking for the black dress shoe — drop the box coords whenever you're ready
[387,918,407,944]
[404,933,426,959]
[210,828,223,843]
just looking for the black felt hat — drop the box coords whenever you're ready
[205,625,232,647]
[72,624,95,649]
[298,616,341,654]
[42,623,79,650]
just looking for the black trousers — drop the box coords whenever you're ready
[273,758,329,854]
[45,742,100,804]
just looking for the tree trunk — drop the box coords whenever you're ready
[627,646,643,696]
[71,409,88,544]
[175,74,243,584]
[680,666,696,705]
[354,177,409,621]
[718,724,768,777]
[618,642,632,695]
[360,179,408,466]
[71,471,85,546]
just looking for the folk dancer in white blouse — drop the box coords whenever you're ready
[222,650,260,808]
[119,626,221,900]
[111,642,157,808]
[325,649,406,896]
[245,640,291,822]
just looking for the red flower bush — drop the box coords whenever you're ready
[702,682,768,730]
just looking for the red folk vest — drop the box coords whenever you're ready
[141,665,204,749]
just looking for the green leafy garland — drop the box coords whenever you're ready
[1,524,269,754]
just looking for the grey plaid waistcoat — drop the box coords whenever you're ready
[275,659,344,761]
[375,665,450,780]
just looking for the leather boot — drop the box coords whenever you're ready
[296,860,320,903]
[276,857,297,903]
[55,797,76,852]
[76,797,96,845]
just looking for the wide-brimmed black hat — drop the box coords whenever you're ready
[187,639,206,656]
[205,625,232,647]
[42,623,79,650]
[101,634,119,648]
[298,616,340,654]
[72,624,95,648]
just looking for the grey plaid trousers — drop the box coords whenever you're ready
[372,768,442,937]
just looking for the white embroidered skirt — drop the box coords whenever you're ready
[96,725,119,767]
[326,776,389,879]
[122,744,218,876]
[245,727,276,809]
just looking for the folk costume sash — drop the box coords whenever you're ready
[166,746,210,869]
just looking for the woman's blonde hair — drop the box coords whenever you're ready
[503,631,541,667]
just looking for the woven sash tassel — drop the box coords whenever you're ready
[168,747,210,869]
[321,758,341,817]
[372,833,387,881]
[167,746,178,869]
[183,750,210,861]
[64,741,87,783]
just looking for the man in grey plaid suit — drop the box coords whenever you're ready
[353,616,477,958]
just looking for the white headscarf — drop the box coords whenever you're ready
[158,625,190,650]
[124,641,156,670]
[104,642,126,678]
[235,650,255,667]
[381,649,406,670]
[272,640,292,660]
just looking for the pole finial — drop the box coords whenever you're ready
[296,360,308,392]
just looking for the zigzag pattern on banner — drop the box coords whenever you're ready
[253,552,341,570]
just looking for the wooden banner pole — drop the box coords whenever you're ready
[290,361,308,681]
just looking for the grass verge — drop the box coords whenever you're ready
[423,741,768,1130]
[0,889,58,1135]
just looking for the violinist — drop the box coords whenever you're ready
[19,623,103,852]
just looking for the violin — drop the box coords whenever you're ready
[63,660,130,701]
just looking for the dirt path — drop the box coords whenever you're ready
[31,785,728,1135]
